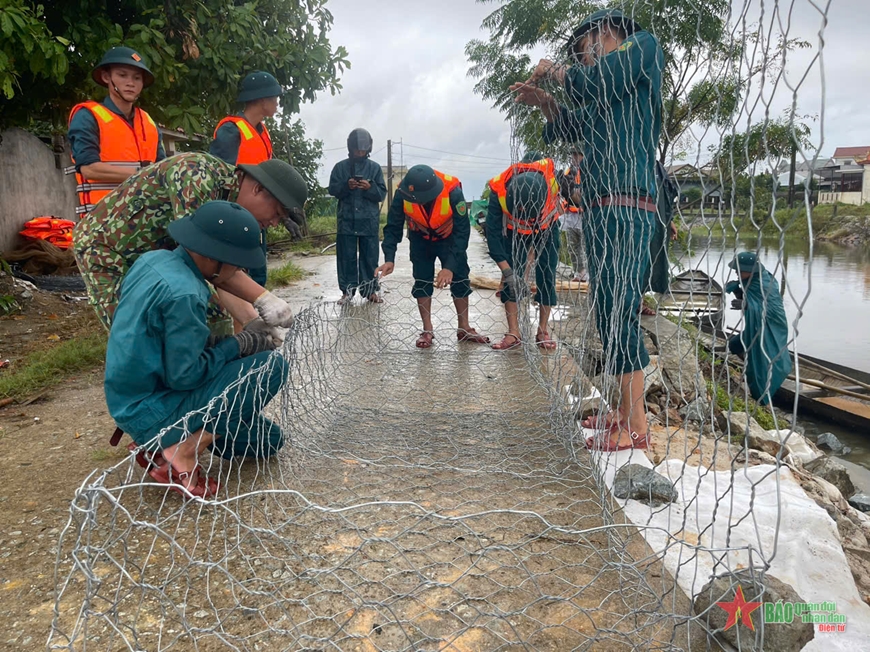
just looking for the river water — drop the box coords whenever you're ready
[674,233,870,472]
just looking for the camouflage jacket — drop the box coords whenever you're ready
[73,153,243,267]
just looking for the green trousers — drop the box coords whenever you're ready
[584,204,654,375]
[500,224,560,307]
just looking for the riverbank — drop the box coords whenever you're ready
[688,202,870,245]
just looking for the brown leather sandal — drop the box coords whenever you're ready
[416,331,434,348]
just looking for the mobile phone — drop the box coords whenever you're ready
[352,175,365,181]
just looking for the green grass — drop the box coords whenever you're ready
[0,333,107,400]
[267,214,340,255]
[708,380,777,430]
[266,259,308,289]
[688,202,870,239]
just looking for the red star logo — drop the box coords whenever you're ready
[716,585,763,631]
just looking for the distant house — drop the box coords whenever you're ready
[816,146,870,205]
[666,164,722,206]
[158,126,203,156]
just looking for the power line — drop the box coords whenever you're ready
[393,151,504,168]
[401,143,511,163]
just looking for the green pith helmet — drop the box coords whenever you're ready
[168,201,266,269]
[92,46,155,88]
[506,171,548,218]
[521,151,544,164]
[399,165,443,204]
[237,71,283,103]
[729,251,760,274]
[570,8,643,48]
[238,159,308,211]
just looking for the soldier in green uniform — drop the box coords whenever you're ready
[105,201,287,498]
[511,9,664,451]
[72,153,307,336]
[328,128,388,303]
[375,165,489,348]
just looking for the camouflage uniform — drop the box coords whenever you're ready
[72,153,243,331]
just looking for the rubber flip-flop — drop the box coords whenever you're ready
[127,442,165,470]
[457,328,490,344]
[148,461,219,498]
[581,413,624,430]
[536,331,556,350]
[585,430,649,452]
[492,334,521,351]
[416,331,434,349]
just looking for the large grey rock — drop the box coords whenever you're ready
[680,395,711,424]
[849,493,870,513]
[694,572,814,652]
[728,412,783,457]
[650,318,704,400]
[805,456,856,499]
[642,355,665,397]
[612,464,677,506]
[817,432,845,454]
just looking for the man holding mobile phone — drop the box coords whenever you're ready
[328,128,387,303]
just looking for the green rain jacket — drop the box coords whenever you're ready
[105,247,241,435]
[726,265,792,404]
[328,157,387,237]
[542,29,664,200]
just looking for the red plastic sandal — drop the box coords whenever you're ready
[457,328,490,344]
[585,430,650,452]
[148,461,219,499]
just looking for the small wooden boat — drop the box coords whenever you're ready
[775,353,870,434]
[654,270,725,333]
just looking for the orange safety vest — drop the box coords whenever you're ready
[214,116,273,165]
[488,159,561,235]
[67,101,159,215]
[402,170,462,240]
[565,167,583,214]
[19,217,76,249]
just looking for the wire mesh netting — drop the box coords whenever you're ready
[50,1,870,651]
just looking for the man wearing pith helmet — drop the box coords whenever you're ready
[211,71,282,166]
[105,201,288,499]
[511,8,664,452]
[67,46,166,216]
[72,154,308,339]
[376,165,489,349]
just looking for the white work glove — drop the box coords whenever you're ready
[244,317,288,346]
[501,267,519,296]
[253,291,294,328]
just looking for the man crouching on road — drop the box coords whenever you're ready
[105,201,288,499]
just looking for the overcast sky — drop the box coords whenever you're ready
[298,0,866,197]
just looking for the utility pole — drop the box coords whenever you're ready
[386,139,393,205]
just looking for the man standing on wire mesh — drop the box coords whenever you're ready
[558,148,588,283]
[328,128,388,304]
[375,165,490,349]
[72,153,308,338]
[485,157,562,351]
[105,201,288,499]
[511,8,663,450]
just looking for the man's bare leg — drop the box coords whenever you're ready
[454,296,471,332]
[417,296,434,333]
[616,370,647,441]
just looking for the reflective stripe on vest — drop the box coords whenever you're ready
[214,116,273,165]
[487,159,561,235]
[68,101,159,214]
[402,170,462,240]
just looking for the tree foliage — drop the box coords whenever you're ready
[465,0,806,163]
[267,114,331,216]
[712,116,814,179]
[0,0,349,136]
